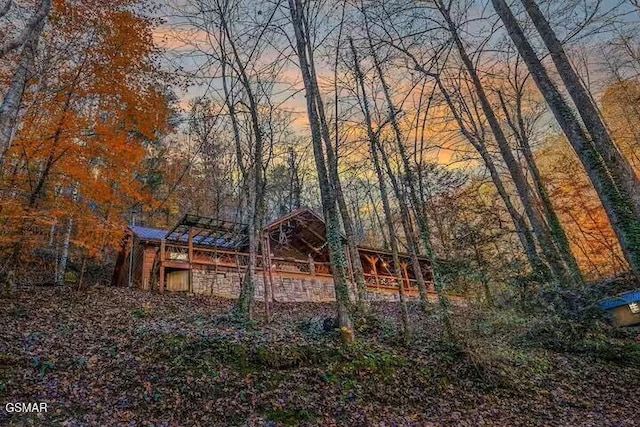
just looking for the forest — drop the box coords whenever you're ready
[1,0,640,425]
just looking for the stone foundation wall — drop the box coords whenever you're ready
[188,266,445,304]
[191,266,339,302]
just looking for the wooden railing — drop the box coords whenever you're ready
[161,243,333,276]
[363,273,435,293]
[160,241,434,292]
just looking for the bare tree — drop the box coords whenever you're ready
[350,37,410,341]
[361,16,435,312]
[0,0,51,58]
[380,14,552,283]
[430,0,577,286]
[491,0,640,280]
[287,0,354,342]
[494,60,582,281]
[307,0,369,314]
[0,0,51,165]
[520,0,640,216]
[172,0,285,318]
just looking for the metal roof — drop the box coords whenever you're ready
[129,225,239,249]
[129,215,244,249]
[130,226,168,241]
[165,214,248,250]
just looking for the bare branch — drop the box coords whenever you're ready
[0,0,52,58]
[0,0,12,20]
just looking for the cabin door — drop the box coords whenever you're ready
[166,270,190,292]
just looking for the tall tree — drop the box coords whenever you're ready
[287,0,354,342]
[395,42,551,282]
[172,0,287,319]
[350,37,410,341]
[495,80,582,282]
[433,0,578,286]
[491,0,640,280]
[308,1,368,314]
[362,16,434,310]
[520,0,640,216]
[1,0,170,281]
[0,0,52,165]
[217,0,268,319]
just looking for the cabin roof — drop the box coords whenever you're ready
[129,224,239,249]
[165,214,248,250]
[130,226,168,241]
[264,208,343,260]
[128,209,431,265]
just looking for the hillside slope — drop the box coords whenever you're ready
[1,287,639,426]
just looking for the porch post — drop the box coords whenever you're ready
[400,261,410,292]
[265,233,275,303]
[261,232,271,323]
[188,228,194,293]
[159,238,165,293]
[366,255,380,288]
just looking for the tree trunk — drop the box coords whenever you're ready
[57,217,72,286]
[371,144,412,345]
[77,254,87,292]
[0,0,50,58]
[520,0,640,216]
[430,71,552,282]
[307,35,368,314]
[0,1,13,21]
[0,16,45,166]
[374,136,433,313]
[436,0,575,286]
[362,25,438,314]
[351,36,426,342]
[288,0,354,342]
[497,90,583,283]
[391,44,551,282]
[492,0,640,280]
[217,8,267,320]
[327,4,369,313]
[367,184,389,248]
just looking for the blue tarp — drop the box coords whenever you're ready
[599,290,640,310]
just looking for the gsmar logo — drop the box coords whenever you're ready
[5,402,48,413]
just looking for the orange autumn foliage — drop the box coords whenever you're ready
[536,77,640,279]
[536,135,627,278]
[538,80,640,277]
[600,79,640,176]
[0,0,169,261]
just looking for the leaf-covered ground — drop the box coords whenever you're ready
[1,286,639,426]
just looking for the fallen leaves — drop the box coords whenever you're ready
[0,286,638,426]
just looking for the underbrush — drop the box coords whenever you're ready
[518,316,640,362]
[463,304,640,366]
[475,274,640,363]
[151,333,407,376]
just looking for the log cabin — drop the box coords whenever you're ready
[112,208,435,303]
